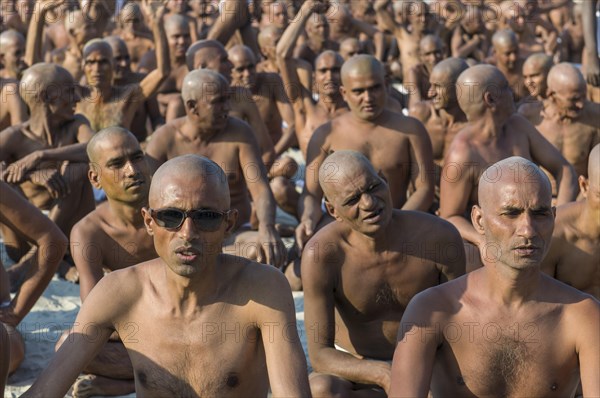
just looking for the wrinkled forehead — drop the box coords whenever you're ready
[85,45,112,60]
[316,53,341,69]
[421,39,441,53]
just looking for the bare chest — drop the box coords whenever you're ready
[556,231,600,298]
[96,226,156,271]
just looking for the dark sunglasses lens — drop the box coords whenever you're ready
[155,209,185,228]
[190,210,225,231]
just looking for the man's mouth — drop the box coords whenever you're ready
[175,246,201,263]
[363,208,383,223]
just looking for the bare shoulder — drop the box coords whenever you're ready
[225,116,257,142]
[553,201,582,237]
[405,273,468,321]
[444,127,475,163]
[151,118,182,139]
[71,204,109,241]
[408,101,433,123]
[303,220,346,260]
[517,100,542,118]
[507,112,536,132]
[393,210,461,243]
[539,274,600,315]
[88,259,160,303]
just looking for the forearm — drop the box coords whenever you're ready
[276,5,313,59]
[274,127,296,157]
[152,16,170,79]
[402,184,433,212]
[555,163,579,205]
[24,2,47,66]
[312,347,390,388]
[447,215,482,247]
[298,191,323,226]
[255,188,277,229]
[207,0,250,45]
[454,38,479,58]
[582,0,599,59]
[40,143,89,163]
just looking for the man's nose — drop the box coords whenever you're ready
[177,216,199,240]
[516,213,536,239]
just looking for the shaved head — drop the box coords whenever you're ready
[457,64,511,118]
[492,29,518,49]
[315,50,344,69]
[341,54,384,86]
[319,151,378,201]
[0,29,25,54]
[339,38,361,60]
[149,155,230,208]
[186,39,226,71]
[523,53,553,73]
[228,44,256,64]
[165,13,189,33]
[478,157,551,210]
[257,25,282,49]
[105,35,128,54]
[181,69,228,103]
[87,127,137,164]
[19,63,74,107]
[82,39,113,59]
[432,57,469,84]
[547,62,586,93]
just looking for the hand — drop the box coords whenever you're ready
[294,219,316,253]
[586,55,600,87]
[5,151,43,184]
[29,168,69,199]
[37,0,66,14]
[0,304,19,328]
[375,360,392,394]
[256,226,286,268]
[141,0,167,29]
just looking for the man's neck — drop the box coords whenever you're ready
[307,36,324,53]
[318,94,346,113]
[28,111,60,144]
[483,264,542,308]
[89,84,113,101]
[182,118,220,141]
[576,203,600,241]
[107,198,147,228]
[0,67,18,80]
[470,112,508,140]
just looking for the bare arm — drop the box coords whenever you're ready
[0,181,68,326]
[404,66,422,108]
[138,0,170,100]
[207,0,251,46]
[238,121,285,268]
[144,125,171,172]
[22,272,130,398]
[70,221,106,302]
[374,0,399,35]
[257,266,311,397]
[439,141,483,246]
[235,90,276,168]
[582,0,600,86]
[295,123,330,250]
[451,28,482,59]
[302,239,391,392]
[403,116,434,211]
[24,0,64,67]
[272,75,297,157]
[389,290,442,397]
[576,298,600,397]
[3,83,28,125]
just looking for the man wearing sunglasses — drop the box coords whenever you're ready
[24,154,311,397]
[146,69,286,268]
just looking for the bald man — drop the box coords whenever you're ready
[535,63,600,179]
[228,44,296,159]
[303,151,465,397]
[375,0,432,83]
[440,65,578,253]
[56,128,157,396]
[138,14,192,120]
[450,4,491,63]
[410,57,469,211]
[518,53,554,126]
[181,39,276,168]
[391,156,600,397]
[145,69,285,268]
[405,34,444,108]
[104,35,164,142]
[23,155,311,398]
[0,63,95,262]
[0,181,68,376]
[489,29,527,103]
[47,9,100,81]
[276,0,349,157]
[76,5,169,134]
[542,144,600,299]
[293,7,339,67]
[113,1,155,70]
[0,30,27,80]
[297,54,435,250]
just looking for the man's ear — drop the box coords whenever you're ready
[471,205,485,235]
[88,162,102,189]
[223,209,238,238]
[324,197,341,221]
[339,85,347,101]
[377,170,387,183]
[483,90,496,109]
[141,207,154,236]
[0,53,5,68]
[186,99,198,114]
[578,175,589,198]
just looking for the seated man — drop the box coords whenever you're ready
[542,144,600,299]
[75,2,169,133]
[535,63,600,179]
[0,30,27,80]
[111,1,154,70]
[303,151,465,397]
[145,69,285,268]
[488,29,527,103]
[61,127,157,396]
[405,34,444,108]
[297,54,435,250]
[518,53,554,126]
[440,64,578,251]
[450,4,490,64]
[0,181,68,376]
[22,155,311,397]
[0,63,95,262]
[390,157,599,397]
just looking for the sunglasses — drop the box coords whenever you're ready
[149,208,231,232]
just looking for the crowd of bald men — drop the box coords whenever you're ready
[0,0,599,396]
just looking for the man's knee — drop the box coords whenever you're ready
[309,373,352,398]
